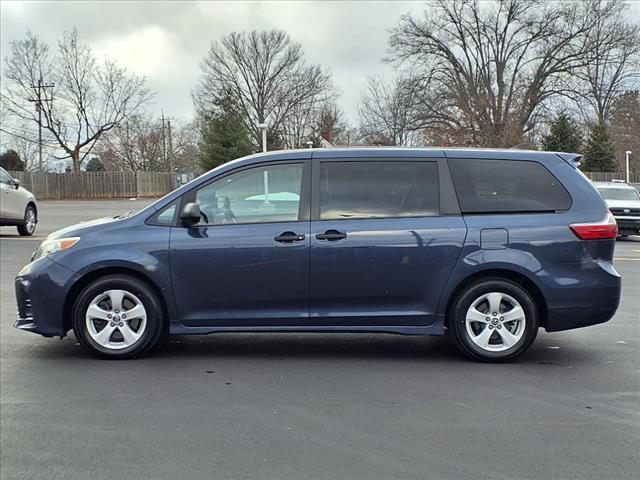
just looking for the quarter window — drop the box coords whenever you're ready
[194,163,303,225]
[448,159,572,213]
[156,202,178,225]
[319,161,439,220]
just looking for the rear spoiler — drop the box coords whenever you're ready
[556,153,582,168]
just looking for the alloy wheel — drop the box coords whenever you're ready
[85,289,147,350]
[464,292,526,352]
[24,208,36,234]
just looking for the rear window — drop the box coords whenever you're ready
[448,159,571,213]
[319,161,439,219]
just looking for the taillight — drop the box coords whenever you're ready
[570,212,618,240]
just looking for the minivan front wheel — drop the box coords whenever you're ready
[449,279,539,362]
[72,275,164,359]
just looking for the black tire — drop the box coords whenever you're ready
[72,274,164,359]
[17,204,37,236]
[448,278,539,362]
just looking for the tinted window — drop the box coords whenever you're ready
[448,159,571,213]
[195,163,303,225]
[319,161,439,220]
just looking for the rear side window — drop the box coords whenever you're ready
[319,161,439,219]
[448,159,571,213]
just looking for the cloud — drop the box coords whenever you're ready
[0,1,423,123]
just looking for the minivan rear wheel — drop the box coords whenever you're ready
[449,278,539,362]
[72,275,164,359]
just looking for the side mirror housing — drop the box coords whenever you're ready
[13,179,20,189]
[180,202,201,227]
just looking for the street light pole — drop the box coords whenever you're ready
[257,122,268,153]
[625,151,631,184]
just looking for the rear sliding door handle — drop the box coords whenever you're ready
[315,229,347,241]
[274,231,306,243]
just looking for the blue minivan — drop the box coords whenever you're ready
[15,148,621,361]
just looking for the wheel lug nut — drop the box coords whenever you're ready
[121,314,126,319]
[107,314,112,319]
[115,310,119,314]
[118,322,123,327]
[489,325,493,329]
[485,317,490,321]
[492,312,497,316]
[110,322,115,327]
[500,317,504,321]
[497,325,502,329]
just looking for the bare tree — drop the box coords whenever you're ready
[2,29,152,171]
[570,0,640,126]
[387,0,616,147]
[170,119,201,175]
[96,115,200,174]
[358,75,422,146]
[96,114,165,172]
[194,30,333,147]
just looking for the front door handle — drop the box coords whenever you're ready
[316,229,347,241]
[274,231,306,243]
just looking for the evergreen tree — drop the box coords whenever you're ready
[541,113,582,153]
[199,100,253,171]
[84,157,106,172]
[0,149,25,171]
[582,123,618,172]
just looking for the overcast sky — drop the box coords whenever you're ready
[1,0,427,124]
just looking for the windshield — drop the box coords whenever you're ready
[597,187,640,201]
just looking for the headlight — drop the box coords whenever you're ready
[32,237,80,261]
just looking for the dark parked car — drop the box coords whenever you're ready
[15,148,621,361]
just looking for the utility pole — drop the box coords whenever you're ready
[625,151,632,184]
[167,119,175,186]
[28,77,54,172]
[160,111,166,169]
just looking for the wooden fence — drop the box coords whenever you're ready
[5,169,638,200]
[7,171,175,199]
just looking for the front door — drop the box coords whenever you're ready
[310,158,467,326]
[170,161,311,326]
[0,168,21,220]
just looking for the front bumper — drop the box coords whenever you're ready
[613,216,640,235]
[14,257,76,338]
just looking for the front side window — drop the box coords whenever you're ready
[448,159,572,213]
[194,163,303,225]
[319,161,439,220]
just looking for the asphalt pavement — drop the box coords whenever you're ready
[1,200,638,480]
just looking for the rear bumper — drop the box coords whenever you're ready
[14,257,76,338]
[541,259,621,332]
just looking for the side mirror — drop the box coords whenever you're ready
[13,179,20,189]
[180,202,201,227]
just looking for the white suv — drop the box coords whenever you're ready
[594,181,640,237]
[0,167,38,236]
